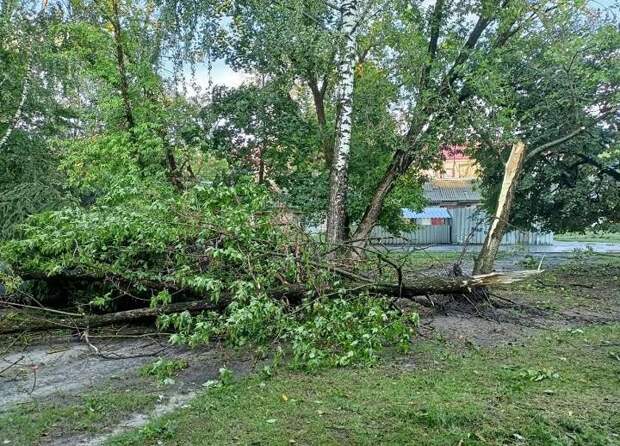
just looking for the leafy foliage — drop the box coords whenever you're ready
[1,128,415,369]
[159,293,415,371]
[141,358,189,383]
[469,11,619,231]
[1,0,616,372]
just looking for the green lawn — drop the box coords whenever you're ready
[108,324,620,446]
[0,387,159,445]
[555,231,620,243]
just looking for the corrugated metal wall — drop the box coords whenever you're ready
[371,225,451,245]
[308,206,553,246]
[449,207,553,245]
[369,206,553,246]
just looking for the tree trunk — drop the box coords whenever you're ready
[351,150,411,249]
[473,141,526,275]
[0,60,30,151]
[325,0,358,247]
[309,79,333,167]
[110,0,135,129]
[0,300,217,334]
[349,8,495,251]
[351,112,435,250]
[1,270,541,334]
[164,145,184,191]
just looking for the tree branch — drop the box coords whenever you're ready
[439,13,494,96]
[575,153,620,181]
[419,0,445,91]
[0,60,30,151]
[524,126,587,161]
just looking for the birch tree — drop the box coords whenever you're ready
[325,0,358,245]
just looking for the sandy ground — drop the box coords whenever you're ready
[0,336,257,445]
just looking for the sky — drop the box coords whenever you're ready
[200,59,250,89]
[186,0,619,93]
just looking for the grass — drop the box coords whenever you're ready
[0,385,158,444]
[108,324,620,446]
[3,254,618,445]
[505,254,620,312]
[555,231,620,243]
[140,358,189,383]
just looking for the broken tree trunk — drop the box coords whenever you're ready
[473,141,527,275]
[1,270,541,334]
[373,270,540,299]
[0,300,217,335]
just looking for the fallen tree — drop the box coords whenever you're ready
[0,178,543,369]
[0,300,217,334]
[0,269,541,335]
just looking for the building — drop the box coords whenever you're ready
[372,146,553,245]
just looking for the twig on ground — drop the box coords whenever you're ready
[29,365,38,395]
[0,355,24,376]
[81,329,168,360]
[0,300,83,317]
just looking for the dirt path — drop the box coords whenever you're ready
[0,338,167,409]
[57,391,198,446]
[0,334,257,445]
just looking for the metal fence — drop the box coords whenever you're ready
[370,206,553,246]
[307,206,553,246]
[370,224,451,245]
[449,207,553,245]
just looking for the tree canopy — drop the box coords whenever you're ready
[0,0,618,367]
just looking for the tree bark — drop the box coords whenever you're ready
[473,141,526,275]
[325,0,358,247]
[0,60,30,151]
[308,78,333,167]
[351,149,411,247]
[164,144,184,190]
[0,300,216,334]
[351,111,435,249]
[110,0,135,129]
[350,9,497,250]
[0,270,541,334]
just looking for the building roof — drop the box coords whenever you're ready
[402,207,452,219]
[441,145,469,160]
[423,179,481,203]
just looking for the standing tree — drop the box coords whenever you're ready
[349,0,617,251]
[326,0,359,245]
[471,10,619,236]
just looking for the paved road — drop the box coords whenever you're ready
[388,241,620,254]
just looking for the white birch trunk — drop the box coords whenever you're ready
[325,0,358,247]
[0,64,30,151]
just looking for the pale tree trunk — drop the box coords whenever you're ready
[325,0,358,247]
[0,63,29,151]
[473,141,526,274]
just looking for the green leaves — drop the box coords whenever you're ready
[286,294,415,370]
[519,368,560,382]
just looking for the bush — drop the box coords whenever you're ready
[0,130,416,370]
